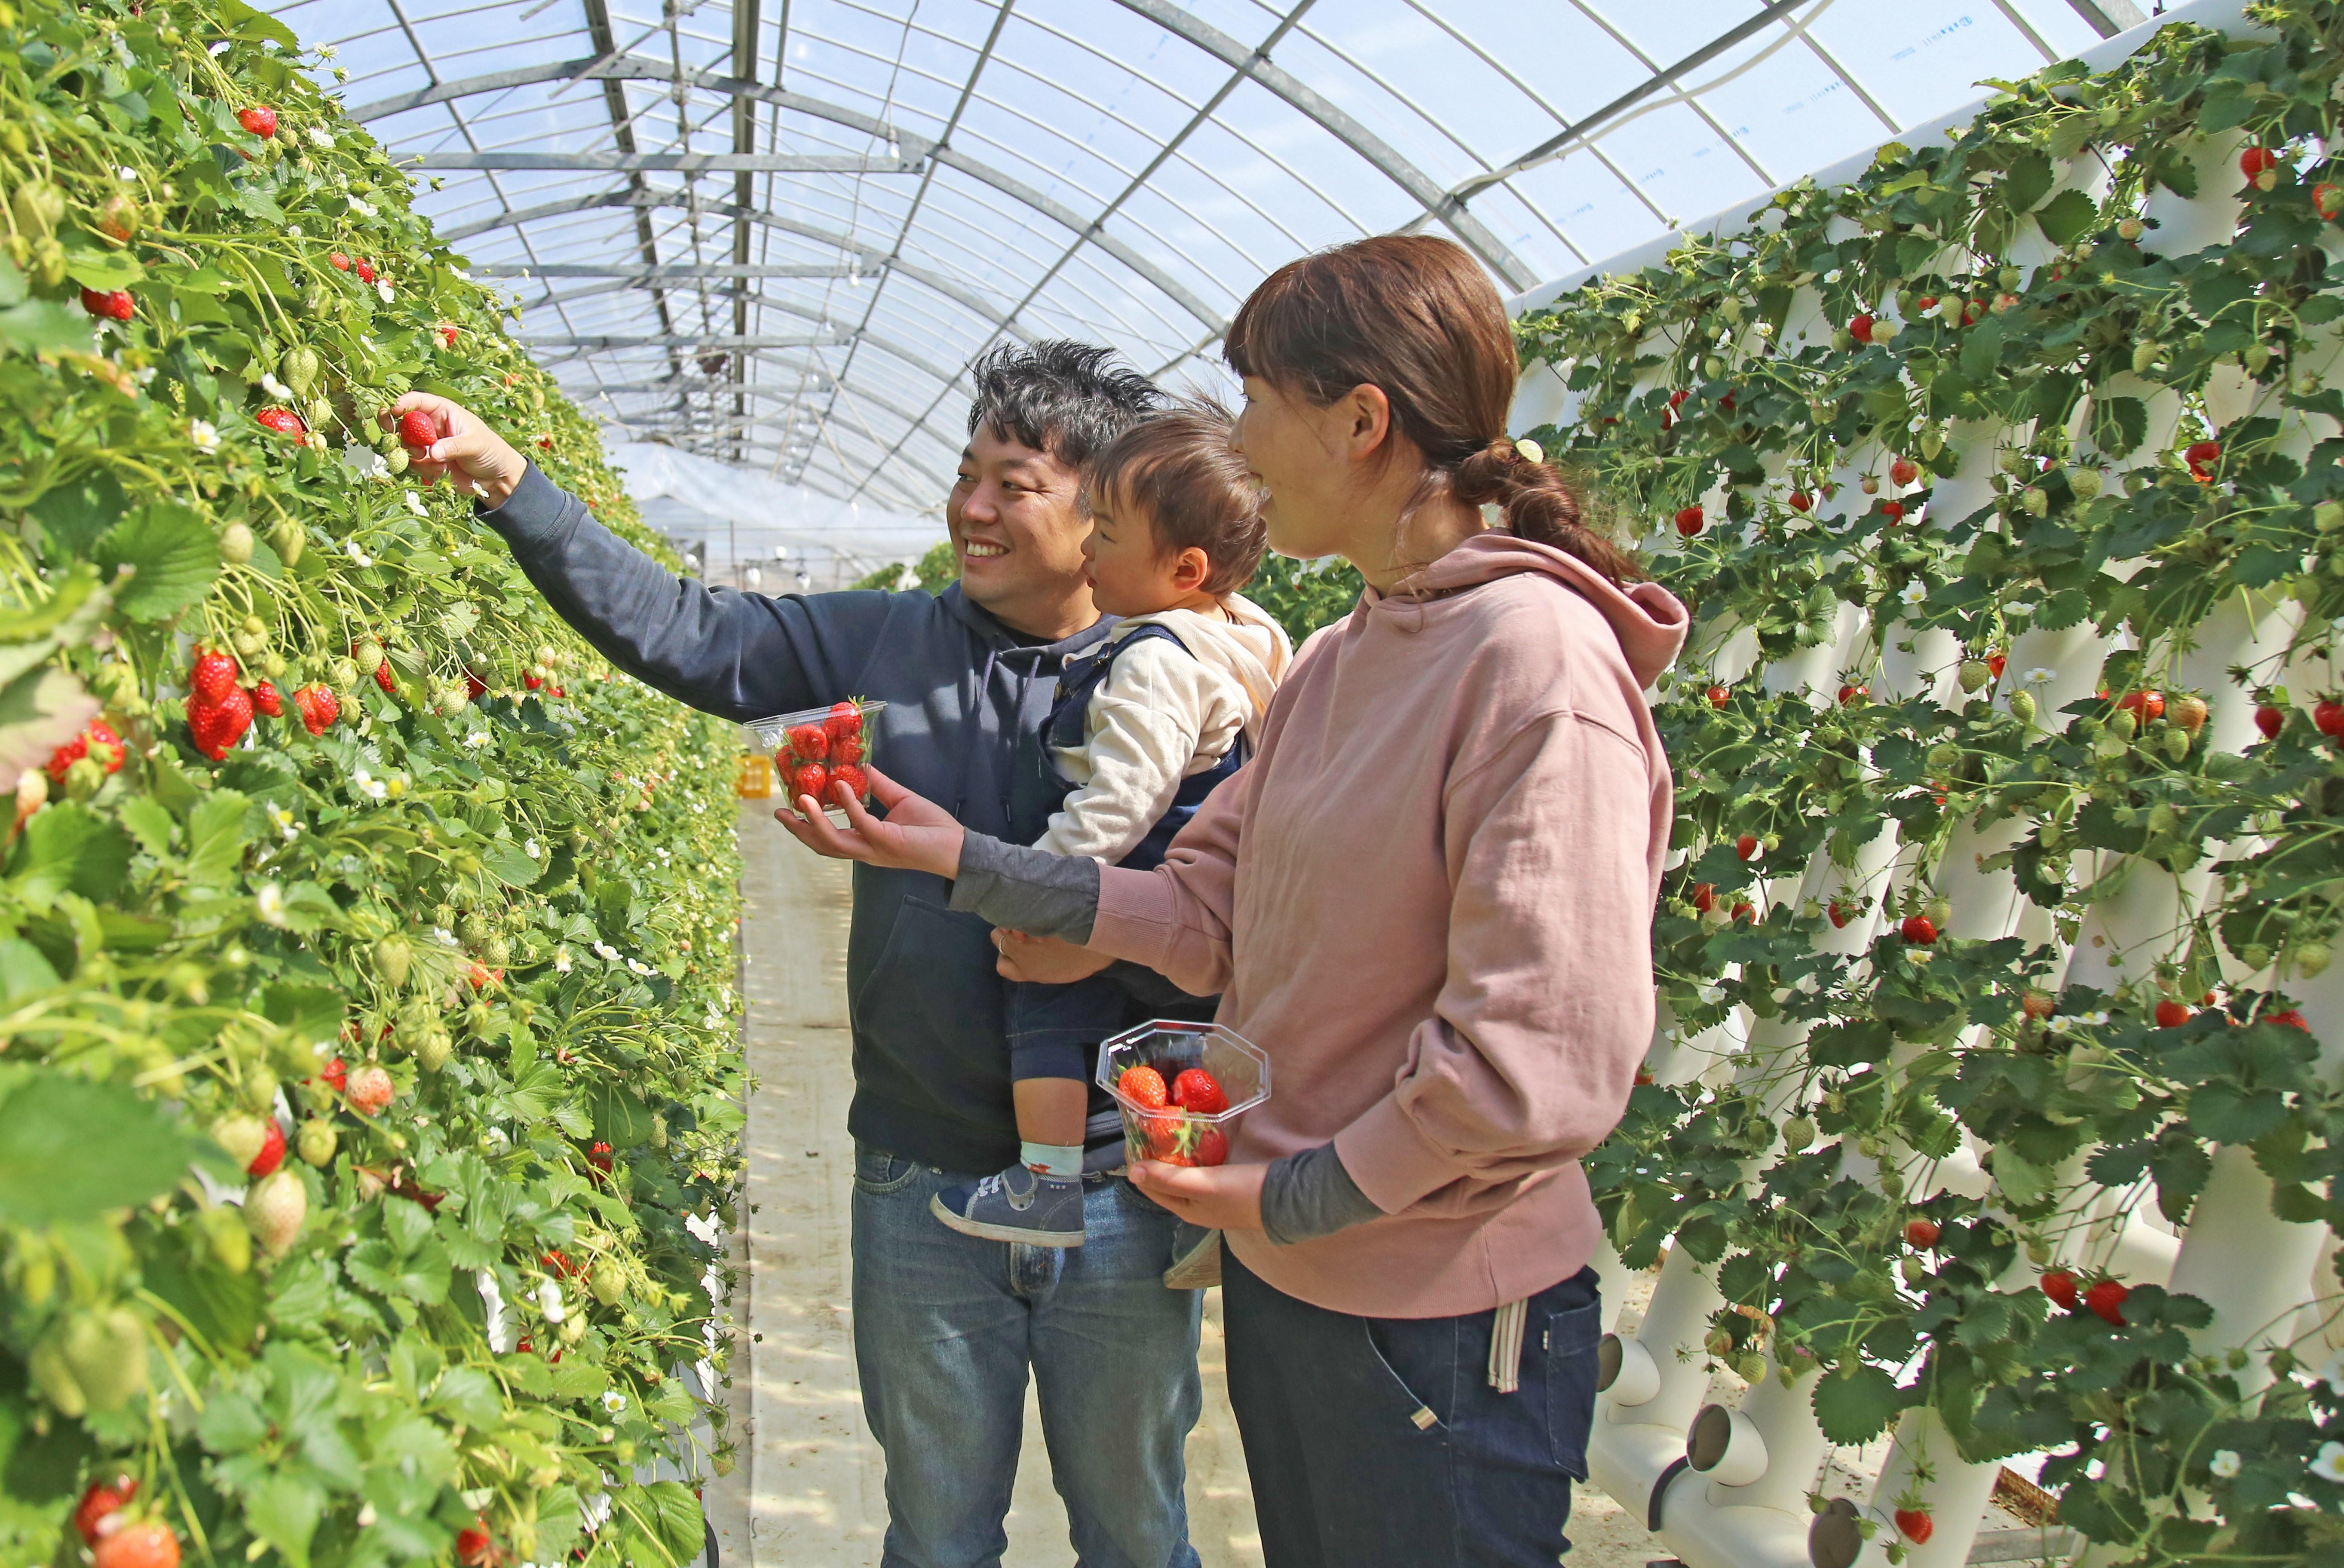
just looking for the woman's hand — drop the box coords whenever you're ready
[384,394,529,508]
[993,928,1117,984]
[772,764,965,880]
[1127,1160,1266,1231]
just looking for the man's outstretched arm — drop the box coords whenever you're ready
[388,393,889,720]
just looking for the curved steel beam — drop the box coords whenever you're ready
[352,53,1225,332]
[1107,0,1533,290]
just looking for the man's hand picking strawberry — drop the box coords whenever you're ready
[382,393,528,506]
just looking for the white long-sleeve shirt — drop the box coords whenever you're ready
[1033,593,1293,864]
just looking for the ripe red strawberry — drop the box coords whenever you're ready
[588,1141,614,1174]
[190,650,239,704]
[1900,914,1938,945]
[2117,689,2164,724]
[256,407,306,437]
[2185,439,2221,481]
[2316,181,2344,221]
[789,762,830,802]
[1827,899,1849,928]
[466,670,487,699]
[293,683,339,735]
[456,1520,493,1568]
[2256,704,2285,740]
[1194,1127,1229,1167]
[2239,145,2279,178]
[1142,1113,1193,1164]
[824,700,864,742]
[1848,313,1875,344]
[1705,685,1729,709]
[1691,883,1716,913]
[1889,456,1918,486]
[374,660,396,695]
[1730,900,1754,923]
[237,104,277,138]
[1171,1068,1227,1115]
[2040,1269,2079,1310]
[2021,990,2056,1021]
[248,1118,286,1177]
[2154,998,2192,1029]
[437,324,460,349]
[315,1056,348,1093]
[48,719,125,782]
[251,680,283,717]
[784,723,828,762]
[831,733,864,763]
[188,685,254,760]
[346,1063,395,1116]
[2084,1278,2129,1325]
[1878,500,1905,522]
[1904,1218,1941,1248]
[396,408,438,450]
[76,1477,137,1545]
[1986,650,2007,680]
[2269,1008,2311,1031]
[1118,1064,1169,1111]
[92,1521,179,1568]
[1786,490,1811,512]
[1893,1508,1933,1545]
[1838,683,1867,706]
[354,258,376,284]
[1674,505,1704,537]
[1735,833,1759,860]
[2317,698,2344,738]
[830,762,868,802]
[522,673,541,690]
[330,251,351,271]
[80,286,135,321]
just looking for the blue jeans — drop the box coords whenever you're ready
[1221,1249,1602,1566]
[851,1143,1206,1568]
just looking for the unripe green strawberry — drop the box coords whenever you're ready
[282,344,320,396]
[2164,727,2191,761]
[2132,340,2162,374]
[2298,940,2332,978]
[352,638,384,674]
[212,1112,269,1170]
[1958,659,1991,692]
[416,1029,453,1073]
[328,657,358,693]
[481,935,510,968]
[1924,897,1951,930]
[219,521,255,566]
[2067,467,2103,502]
[2009,690,2037,725]
[64,755,104,801]
[10,180,63,239]
[28,1335,86,1416]
[201,1204,252,1274]
[591,1258,625,1306]
[245,1170,307,1256]
[651,1114,668,1149]
[2020,487,2050,517]
[63,1308,147,1412]
[375,934,411,988]
[298,1118,337,1167]
[1781,1115,1816,1152]
[273,521,304,567]
[459,912,488,945]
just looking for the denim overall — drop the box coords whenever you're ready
[1006,622,1250,1087]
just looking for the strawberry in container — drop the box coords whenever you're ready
[744,698,885,814]
[1097,1020,1269,1169]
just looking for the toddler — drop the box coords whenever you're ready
[931,400,1290,1248]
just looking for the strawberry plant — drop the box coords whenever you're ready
[1511,9,2344,1564]
[0,2,744,1565]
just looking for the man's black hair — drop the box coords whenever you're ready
[965,340,1165,471]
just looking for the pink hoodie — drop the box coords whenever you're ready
[1090,532,1687,1319]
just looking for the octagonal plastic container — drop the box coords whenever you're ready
[1096,1020,1269,1168]
[744,698,884,814]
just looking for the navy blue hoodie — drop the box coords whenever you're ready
[478,462,1181,1172]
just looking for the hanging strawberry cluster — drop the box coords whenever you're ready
[1518,10,2344,1562]
[0,2,744,1565]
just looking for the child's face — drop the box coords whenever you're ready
[1083,487,1208,617]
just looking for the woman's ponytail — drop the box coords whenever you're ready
[1452,438,1643,585]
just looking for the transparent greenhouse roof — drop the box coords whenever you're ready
[274,0,2146,514]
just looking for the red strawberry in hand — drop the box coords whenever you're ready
[190,650,240,705]
[248,1118,286,1177]
[830,733,864,764]
[1171,1068,1227,1114]
[1194,1127,1229,1167]
[830,762,868,802]
[396,409,438,451]
[789,763,830,802]
[237,105,278,138]
[1118,1064,1169,1111]
[824,700,864,742]
[784,723,828,762]
[1893,1507,1933,1544]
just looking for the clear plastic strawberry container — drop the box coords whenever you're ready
[744,699,883,813]
[1096,1020,1270,1168]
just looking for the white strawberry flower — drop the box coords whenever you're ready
[536,1278,566,1323]
[404,490,427,518]
[355,1503,377,1527]
[190,419,219,451]
[348,196,376,217]
[592,941,619,962]
[308,125,334,148]
[345,540,372,566]
[2210,1449,2242,1479]
[524,839,541,860]
[116,165,138,181]
[262,372,292,398]
[267,802,300,840]
[555,946,574,974]
[378,280,395,304]
[255,882,287,926]
[2312,1442,2344,1485]
[1900,580,1927,605]
[286,225,302,238]
[601,1390,626,1415]
[1696,982,1726,1005]
[2320,1355,2344,1396]
[2024,667,2056,686]
[466,730,490,747]
[627,957,655,975]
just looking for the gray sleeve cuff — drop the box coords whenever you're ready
[946,832,1100,942]
[1260,1142,1385,1246]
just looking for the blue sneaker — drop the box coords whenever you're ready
[931,1163,1088,1246]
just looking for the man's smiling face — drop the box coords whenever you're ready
[946,420,1098,638]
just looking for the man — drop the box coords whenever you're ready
[395,343,1206,1568]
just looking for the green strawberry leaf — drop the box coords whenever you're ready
[97,502,221,621]
[0,1071,216,1225]
[1811,1362,1904,1445]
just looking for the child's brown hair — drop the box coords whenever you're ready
[1086,397,1267,596]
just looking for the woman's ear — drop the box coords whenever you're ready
[1336,383,1392,460]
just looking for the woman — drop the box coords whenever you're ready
[778,234,1686,1566]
